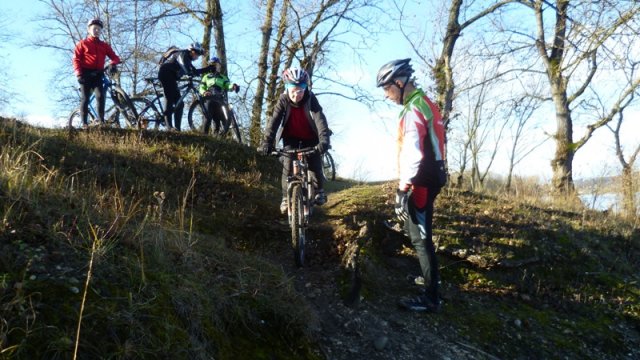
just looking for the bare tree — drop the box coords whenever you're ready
[504,94,546,191]
[395,0,518,129]
[260,0,381,136]
[0,14,12,110]
[606,58,640,218]
[249,0,277,147]
[264,0,291,122]
[508,0,640,194]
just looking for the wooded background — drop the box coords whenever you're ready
[25,0,640,217]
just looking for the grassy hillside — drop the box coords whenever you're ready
[0,118,638,359]
[0,118,320,359]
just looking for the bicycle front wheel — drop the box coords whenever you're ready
[68,108,96,129]
[187,99,208,133]
[112,87,138,128]
[130,97,163,130]
[226,108,243,144]
[290,184,306,268]
[322,152,336,181]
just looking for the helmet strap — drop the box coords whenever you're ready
[393,75,409,104]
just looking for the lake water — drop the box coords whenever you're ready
[579,192,639,213]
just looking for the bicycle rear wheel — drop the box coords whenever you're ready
[290,184,306,267]
[322,152,336,181]
[130,97,163,130]
[68,108,96,129]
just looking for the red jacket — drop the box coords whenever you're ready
[72,36,121,76]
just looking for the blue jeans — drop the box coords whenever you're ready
[404,188,440,302]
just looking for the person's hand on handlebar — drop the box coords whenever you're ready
[258,142,272,156]
[107,63,118,75]
[315,142,330,154]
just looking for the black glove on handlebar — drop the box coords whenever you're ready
[258,142,272,156]
[315,142,330,154]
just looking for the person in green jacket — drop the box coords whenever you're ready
[199,56,240,134]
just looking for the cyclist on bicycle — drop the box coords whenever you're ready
[157,42,212,131]
[259,68,331,214]
[198,56,240,134]
[72,18,121,129]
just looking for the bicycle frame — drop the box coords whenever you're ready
[143,76,211,128]
[71,72,123,126]
[278,147,317,222]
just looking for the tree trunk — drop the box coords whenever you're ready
[207,0,227,71]
[265,0,290,121]
[249,0,276,147]
[434,0,462,132]
[621,166,637,219]
[550,86,575,194]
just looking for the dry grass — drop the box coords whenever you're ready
[0,118,319,359]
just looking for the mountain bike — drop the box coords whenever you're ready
[272,146,319,267]
[187,91,242,143]
[68,67,138,129]
[321,151,336,181]
[129,75,211,131]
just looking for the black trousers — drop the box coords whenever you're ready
[203,96,226,134]
[280,138,323,198]
[158,69,183,130]
[405,187,440,302]
[79,71,106,125]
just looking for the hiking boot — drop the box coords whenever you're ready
[280,198,288,214]
[397,295,441,313]
[314,190,327,205]
[405,274,425,286]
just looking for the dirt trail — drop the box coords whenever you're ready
[268,205,500,360]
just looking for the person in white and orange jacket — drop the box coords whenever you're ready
[377,58,447,313]
[72,18,121,128]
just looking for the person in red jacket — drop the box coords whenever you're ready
[72,18,121,128]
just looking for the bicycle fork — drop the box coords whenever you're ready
[287,159,311,223]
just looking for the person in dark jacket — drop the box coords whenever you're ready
[72,18,121,128]
[157,42,211,131]
[259,68,331,214]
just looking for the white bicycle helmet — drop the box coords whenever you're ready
[376,58,414,87]
[189,42,205,55]
[282,68,309,86]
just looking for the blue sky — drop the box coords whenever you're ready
[2,0,638,183]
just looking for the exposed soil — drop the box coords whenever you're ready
[261,188,640,360]
[265,209,497,360]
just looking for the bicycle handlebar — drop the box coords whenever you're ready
[270,147,318,157]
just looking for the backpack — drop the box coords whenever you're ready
[158,46,181,65]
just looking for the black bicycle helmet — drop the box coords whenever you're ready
[189,42,205,55]
[376,58,414,87]
[87,18,104,28]
[282,68,309,86]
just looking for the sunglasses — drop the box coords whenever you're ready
[288,87,306,94]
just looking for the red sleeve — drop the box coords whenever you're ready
[104,43,121,65]
[72,40,84,76]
